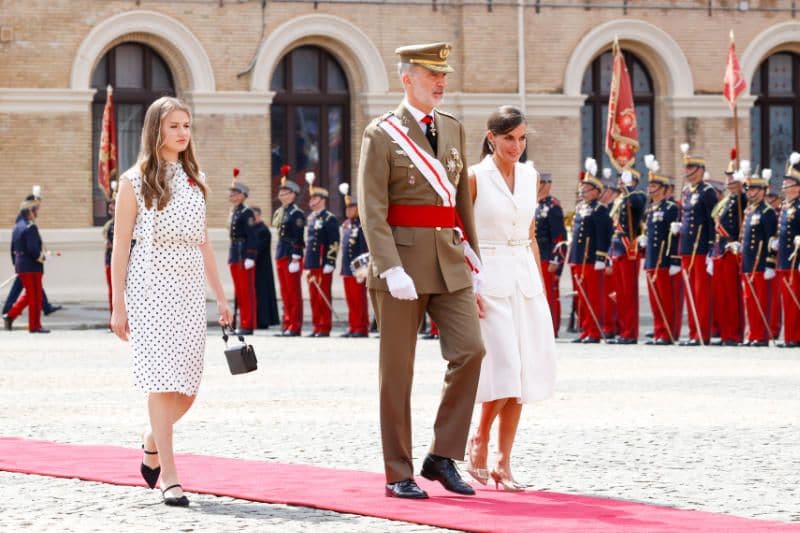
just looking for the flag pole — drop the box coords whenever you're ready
[731,31,740,168]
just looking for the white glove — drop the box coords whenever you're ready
[384,267,418,300]
[794,235,800,247]
[765,267,776,280]
[288,260,301,273]
[323,264,335,274]
[594,260,605,271]
[725,241,741,255]
[705,256,713,276]
[769,237,779,252]
[638,235,647,249]
[670,222,681,235]
[244,258,255,270]
[471,270,484,295]
[669,265,681,276]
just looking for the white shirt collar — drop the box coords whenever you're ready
[403,98,434,130]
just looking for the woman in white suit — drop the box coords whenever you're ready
[466,106,556,490]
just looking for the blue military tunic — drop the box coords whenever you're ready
[275,203,306,260]
[228,204,258,263]
[12,218,45,273]
[741,201,777,273]
[340,217,368,276]
[777,197,800,270]
[711,192,745,257]
[535,195,567,265]
[304,208,340,269]
[679,182,717,255]
[644,199,681,269]
[610,186,646,258]
[568,199,612,265]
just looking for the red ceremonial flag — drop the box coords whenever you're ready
[97,84,118,199]
[605,39,639,176]
[723,30,746,110]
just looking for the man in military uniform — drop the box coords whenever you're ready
[766,180,783,340]
[274,172,306,337]
[739,172,778,346]
[677,148,717,345]
[607,169,646,344]
[641,159,681,345]
[776,154,800,347]
[709,156,746,346]
[303,180,340,338]
[599,171,620,339]
[357,42,484,499]
[535,172,567,336]
[339,183,370,338]
[3,198,49,333]
[568,162,612,344]
[228,178,258,335]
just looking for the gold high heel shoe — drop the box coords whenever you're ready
[465,437,489,485]
[490,470,525,492]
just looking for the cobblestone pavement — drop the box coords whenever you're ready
[0,330,799,532]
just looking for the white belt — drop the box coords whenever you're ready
[481,238,532,247]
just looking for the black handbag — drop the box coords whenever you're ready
[221,326,258,375]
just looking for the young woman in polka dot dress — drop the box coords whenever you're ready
[110,96,232,507]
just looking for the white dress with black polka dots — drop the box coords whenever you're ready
[123,162,207,396]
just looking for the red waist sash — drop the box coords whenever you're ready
[387,205,455,228]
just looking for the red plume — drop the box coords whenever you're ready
[280,164,292,177]
[729,148,737,161]
[579,171,586,181]
[233,167,240,178]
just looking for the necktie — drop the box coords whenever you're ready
[421,115,437,155]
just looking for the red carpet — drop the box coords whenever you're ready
[0,437,797,532]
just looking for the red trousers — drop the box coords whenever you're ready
[711,253,743,343]
[779,270,800,343]
[612,255,640,339]
[230,262,257,330]
[602,268,617,337]
[8,272,43,332]
[681,255,711,342]
[105,264,112,317]
[671,273,684,341]
[769,278,781,339]
[742,272,769,342]
[307,269,333,334]
[571,264,602,339]
[343,275,368,335]
[646,268,675,342]
[539,261,561,336]
[276,257,303,333]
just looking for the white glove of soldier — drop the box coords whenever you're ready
[670,222,681,235]
[725,241,741,255]
[705,256,713,276]
[244,258,255,270]
[323,264,335,274]
[594,260,606,271]
[638,235,647,249]
[794,235,800,247]
[288,260,301,273]
[769,237,779,252]
[765,267,776,280]
[383,266,418,300]
[669,265,681,276]
[471,270,484,295]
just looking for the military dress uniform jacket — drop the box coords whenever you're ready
[341,217,368,276]
[228,204,258,264]
[742,202,778,273]
[679,182,718,256]
[567,199,612,265]
[304,209,340,270]
[102,219,114,266]
[711,192,745,257]
[275,203,306,260]
[644,199,681,270]
[535,196,566,264]
[357,103,479,294]
[777,198,800,270]
[610,187,646,259]
[11,218,45,274]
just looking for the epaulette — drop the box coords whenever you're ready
[435,109,459,122]
[763,204,775,214]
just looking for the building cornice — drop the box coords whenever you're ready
[666,94,756,118]
[188,91,275,116]
[0,88,95,113]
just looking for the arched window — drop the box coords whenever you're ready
[270,46,350,215]
[750,52,800,183]
[581,50,654,182]
[91,43,175,226]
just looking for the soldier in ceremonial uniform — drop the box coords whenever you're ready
[2,197,49,333]
[677,145,717,345]
[228,173,258,335]
[709,155,747,346]
[339,183,370,337]
[739,171,778,346]
[357,42,484,499]
[274,169,306,337]
[303,177,340,337]
[568,159,612,344]
[641,158,681,345]
[776,153,800,347]
[535,172,567,336]
[766,180,783,340]
[599,170,620,339]
[607,169,646,344]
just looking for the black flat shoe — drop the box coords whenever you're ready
[282,330,300,337]
[778,341,800,348]
[316,332,330,338]
[43,305,63,316]
[350,332,368,338]
[140,446,160,489]
[571,337,584,343]
[161,483,189,507]
[654,338,673,346]
[679,339,701,346]
[581,337,601,344]
[30,328,50,334]
[340,331,352,338]
[420,454,475,495]
[385,478,428,499]
[274,329,288,337]
[749,340,769,347]
[234,328,253,336]
[2,314,13,331]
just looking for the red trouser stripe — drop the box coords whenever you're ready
[386,205,455,227]
[646,268,675,342]
[307,269,333,334]
[769,278,782,339]
[276,257,303,333]
[105,265,112,318]
[779,270,800,343]
[681,255,711,342]
[230,263,257,330]
[602,268,616,337]
[612,255,640,339]
[571,264,602,339]
[8,272,43,332]
[712,253,743,343]
[343,276,368,335]
[742,272,769,342]
[540,261,561,336]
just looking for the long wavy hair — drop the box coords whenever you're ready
[480,105,527,160]
[138,96,208,210]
